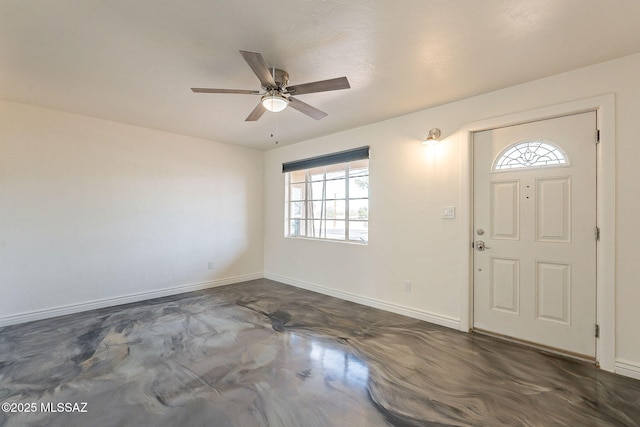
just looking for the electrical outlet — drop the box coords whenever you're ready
[208,261,213,270]
[404,280,412,292]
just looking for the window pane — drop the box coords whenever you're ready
[326,200,345,219]
[309,181,325,200]
[325,163,347,180]
[289,183,306,201]
[309,167,325,181]
[349,176,368,198]
[326,178,346,199]
[289,219,305,236]
[326,220,346,240]
[349,199,368,220]
[290,170,307,183]
[349,160,369,177]
[309,220,325,238]
[290,202,305,218]
[349,221,368,242]
[308,201,325,219]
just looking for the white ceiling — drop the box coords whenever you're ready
[2,1,640,150]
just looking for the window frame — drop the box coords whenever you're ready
[285,158,369,244]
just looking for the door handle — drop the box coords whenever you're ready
[476,240,490,251]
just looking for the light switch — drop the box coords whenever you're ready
[442,206,456,219]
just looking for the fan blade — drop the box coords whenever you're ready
[239,50,277,89]
[288,96,328,120]
[245,102,267,121]
[191,88,260,94]
[286,77,350,95]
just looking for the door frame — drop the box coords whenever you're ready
[459,94,616,372]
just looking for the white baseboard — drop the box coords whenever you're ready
[615,359,640,381]
[264,272,460,330]
[0,272,263,328]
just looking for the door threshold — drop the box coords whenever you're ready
[472,328,598,366]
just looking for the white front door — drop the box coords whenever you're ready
[473,111,597,358]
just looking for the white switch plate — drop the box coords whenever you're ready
[442,206,456,219]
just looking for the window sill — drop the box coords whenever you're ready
[284,236,368,245]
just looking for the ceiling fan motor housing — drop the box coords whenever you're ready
[268,69,289,90]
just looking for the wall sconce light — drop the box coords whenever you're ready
[422,128,441,145]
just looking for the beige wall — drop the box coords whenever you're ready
[0,101,264,323]
[264,52,640,378]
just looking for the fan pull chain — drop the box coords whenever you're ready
[275,109,279,144]
[272,66,279,144]
[269,110,279,144]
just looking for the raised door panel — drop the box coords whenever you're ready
[491,180,520,240]
[536,177,571,243]
[490,258,520,315]
[536,261,571,325]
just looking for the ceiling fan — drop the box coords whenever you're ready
[191,50,350,121]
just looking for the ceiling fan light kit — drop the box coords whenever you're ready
[262,91,289,112]
[191,50,350,121]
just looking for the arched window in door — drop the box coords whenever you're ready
[493,140,569,171]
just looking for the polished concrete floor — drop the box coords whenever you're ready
[1,279,639,426]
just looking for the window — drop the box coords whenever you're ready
[493,140,568,171]
[284,147,369,243]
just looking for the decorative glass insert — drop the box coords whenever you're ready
[493,140,568,171]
